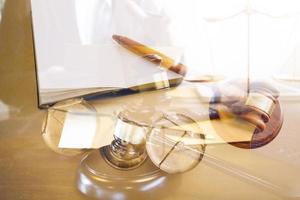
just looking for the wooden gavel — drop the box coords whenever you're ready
[112,35,283,149]
[208,81,283,149]
[112,35,187,76]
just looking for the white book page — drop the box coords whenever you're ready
[31,0,127,89]
[59,110,114,149]
[31,0,183,92]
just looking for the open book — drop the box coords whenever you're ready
[31,0,183,107]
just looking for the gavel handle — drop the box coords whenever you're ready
[112,34,187,76]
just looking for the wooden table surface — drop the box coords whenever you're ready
[0,0,290,199]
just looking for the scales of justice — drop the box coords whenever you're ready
[37,1,292,199]
[41,57,283,199]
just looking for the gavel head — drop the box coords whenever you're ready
[211,80,283,149]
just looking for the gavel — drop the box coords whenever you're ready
[112,34,283,149]
[112,34,188,76]
[207,80,283,149]
[106,82,282,174]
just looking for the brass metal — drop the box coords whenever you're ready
[113,117,148,145]
[101,137,147,170]
[98,112,149,170]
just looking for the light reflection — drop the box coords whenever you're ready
[0,0,6,23]
[0,100,19,121]
[0,101,10,121]
[124,186,132,190]
[78,173,105,198]
[140,177,166,192]
[78,173,92,187]
[112,192,125,200]
[77,173,92,195]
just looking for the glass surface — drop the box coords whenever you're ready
[77,149,181,200]
[146,127,206,174]
[41,99,94,156]
[42,79,289,198]
[44,81,276,152]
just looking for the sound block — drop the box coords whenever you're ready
[229,99,283,149]
[210,99,283,149]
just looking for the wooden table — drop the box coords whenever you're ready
[0,0,288,199]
